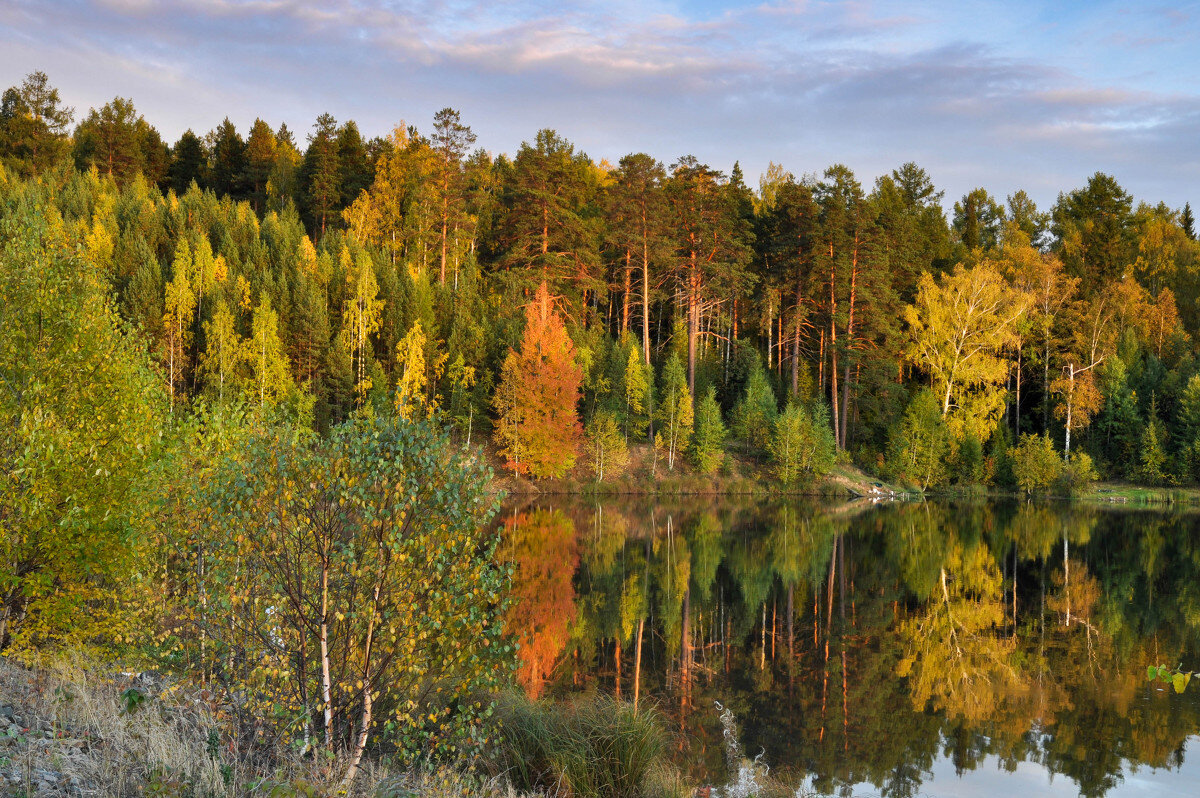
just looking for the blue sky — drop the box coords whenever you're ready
[3,1,1200,211]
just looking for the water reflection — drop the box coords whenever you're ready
[498,499,1200,797]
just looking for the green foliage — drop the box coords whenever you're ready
[732,360,777,453]
[1009,433,1063,494]
[689,386,726,475]
[493,692,668,798]
[0,205,165,653]
[886,389,950,490]
[587,410,629,481]
[770,402,837,483]
[186,415,508,771]
[1137,403,1169,486]
[1060,451,1099,495]
[1148,664,1195,694]
[953,433,985,486]
[622,346,651,442]
[655,354,692,471]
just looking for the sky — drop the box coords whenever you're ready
[3,0,1200,212]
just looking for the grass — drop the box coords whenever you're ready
[489,691,684,798]
[0,655,418,797]
[0,656,699,798]
[1084,482,1200,506]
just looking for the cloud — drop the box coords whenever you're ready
[3,0,1200,210]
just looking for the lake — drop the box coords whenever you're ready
[497,497,1200,797]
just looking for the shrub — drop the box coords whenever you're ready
[1059,451,1099,495]
[189,415,507,784]
[1010,433,1063,494]
[492,692,669,798]
[885,389,950,490]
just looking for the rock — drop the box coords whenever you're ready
[0,705,13,720]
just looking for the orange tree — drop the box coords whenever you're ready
[493,281,583,478]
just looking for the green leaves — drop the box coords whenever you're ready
[1148,664,1194,693]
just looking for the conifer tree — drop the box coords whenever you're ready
[623,345,651,441]
[168,130,206,194]
[431,108,476,286]
[690,385,726,474]
[493,282,583,478]
[243,118,277,212]
[209,117,246,199]
[303,113,342,238]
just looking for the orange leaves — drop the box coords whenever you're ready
[493,282,583,479]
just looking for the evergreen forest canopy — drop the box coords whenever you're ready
[3,70,1199,489]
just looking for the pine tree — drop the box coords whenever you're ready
[0,71,74,176]
[168,130,206,194]
[622,345,651,441]
[493,282,583,478]
[209,117,246,199]
[73,97,147,186]
[302,113,342,238]
[1182,202,1196,241]
[690,385,726,474]
[337,120,372,207]
[495,129,601,315]
[243,119,277,212]
[431,108,476,286]
[733,361,778,453]
[1137,398,1168,485]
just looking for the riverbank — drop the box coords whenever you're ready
[483,441,905,499]
[1081,482,1200,506]
[0,656,807,798]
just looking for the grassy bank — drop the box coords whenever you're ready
[486,442,903,500]
[0,656,822,798]
[1081,482,1200,506]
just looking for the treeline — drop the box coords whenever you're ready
[4,70,1200,487]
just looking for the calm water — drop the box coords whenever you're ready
[497,498,1200,798]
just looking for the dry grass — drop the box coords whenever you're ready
[0,656,400,797]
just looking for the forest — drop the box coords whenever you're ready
[3,68,1200,793]
[4,70,1198,491]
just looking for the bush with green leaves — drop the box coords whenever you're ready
[1009,433,1062,494]
[690,386,726,475]
[0,206,165,654]
[188,415,507,785]
[1060,451,1099,495]
[770,402,837,483]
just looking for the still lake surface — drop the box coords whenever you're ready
[498,497,1200,797]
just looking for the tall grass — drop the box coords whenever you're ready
[491,691,680,798]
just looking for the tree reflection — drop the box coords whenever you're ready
[496,498,1200,797]
[500,508,578,699]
